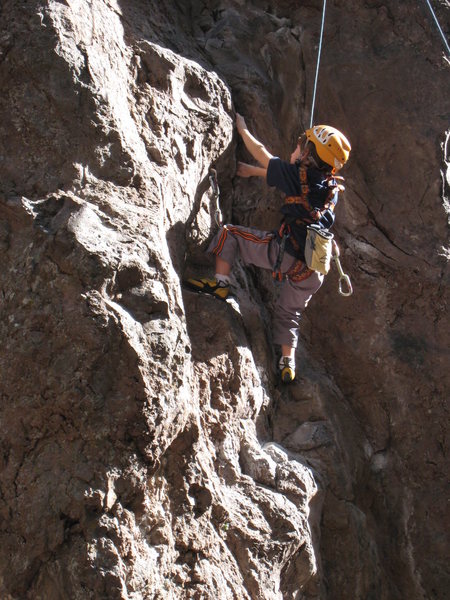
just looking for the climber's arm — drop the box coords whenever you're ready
[236,113,273,168]
[236,162,267,178]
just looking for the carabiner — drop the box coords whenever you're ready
[332,241,353,297]
[338,273,353,296]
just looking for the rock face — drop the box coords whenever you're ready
[0,1,448,599]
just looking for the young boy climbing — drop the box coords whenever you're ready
[186,113,351,383]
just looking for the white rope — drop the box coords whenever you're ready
[310,0,327,128]
[423,0,450,56]
[308,0,448,129]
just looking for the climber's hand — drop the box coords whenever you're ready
[236,162,267,178]
[236,161,253,177]
[235,113,272,169]
[236,113,247,134]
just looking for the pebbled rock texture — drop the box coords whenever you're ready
[0,1,448,599]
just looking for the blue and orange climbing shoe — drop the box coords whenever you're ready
[279,356,296,383]
[184,277,230,300]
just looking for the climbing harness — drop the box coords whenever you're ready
[283,165,339,225]
[209,168,223,227]
[423,0,450,56]
[332,240,353,296]
[310,0,327,128]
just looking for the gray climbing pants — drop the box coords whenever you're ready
[208,224,324,348]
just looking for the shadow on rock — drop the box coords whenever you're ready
[181,286,250,362]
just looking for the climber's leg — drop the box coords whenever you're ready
[209,224,275,269]
[185,224,275,299]
[215,255,231,276]
[279,345,296,384]
[274,272,324,381]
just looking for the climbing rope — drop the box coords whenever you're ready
[309,0,449,127]
[423,0,450,56]
[310,0,327,128]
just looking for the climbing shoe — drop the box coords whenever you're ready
[279,356,296,383]
[184,277,230,300]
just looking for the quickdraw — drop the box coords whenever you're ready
[209,168,222,227]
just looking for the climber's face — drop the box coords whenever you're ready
[290,144,302,164]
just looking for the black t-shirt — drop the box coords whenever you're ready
[266,157,339,259]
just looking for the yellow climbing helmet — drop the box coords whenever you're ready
[305,125,351,170]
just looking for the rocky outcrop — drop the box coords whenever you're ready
[0,1,448,599]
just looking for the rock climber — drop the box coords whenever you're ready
[186,113,351,383]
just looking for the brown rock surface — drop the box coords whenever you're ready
[0,1,448,599]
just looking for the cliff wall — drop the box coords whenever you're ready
[0,1,448,599]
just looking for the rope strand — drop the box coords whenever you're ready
[423,0,450,56]
[310,0,327,128]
